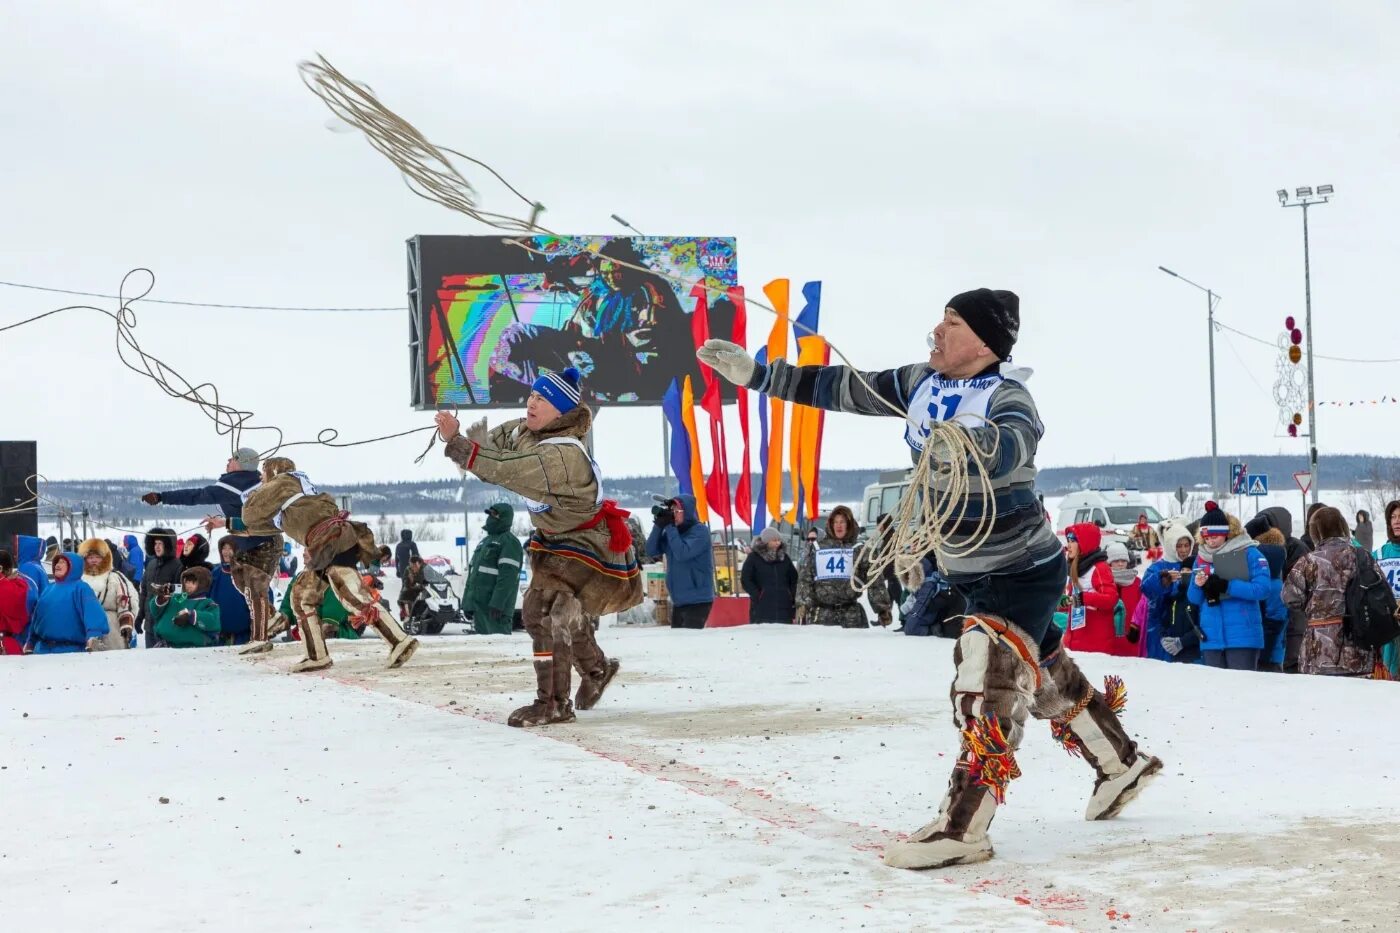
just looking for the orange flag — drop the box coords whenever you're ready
[762,279,790,524]
[679,374,709,523]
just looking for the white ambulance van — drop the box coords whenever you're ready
[1055,489,1163,553]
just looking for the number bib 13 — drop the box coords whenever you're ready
[814,547,855,582]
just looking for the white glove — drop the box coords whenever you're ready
[465,417,490,446]
[1161,636,1183,656]
[696,339,759,387]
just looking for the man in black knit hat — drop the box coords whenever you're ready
[699,288,1161,870]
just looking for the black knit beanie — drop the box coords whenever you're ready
[946,289,1020,362]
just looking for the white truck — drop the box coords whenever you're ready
[1055,489,1163,554]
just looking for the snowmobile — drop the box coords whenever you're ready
[403,565,468,636]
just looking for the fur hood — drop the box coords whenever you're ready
[145,527,178,561]
[1255,527,1287,548]
[1387,500,1400,546]
[77,538,113,575]
[181,533,211,568]
[824,505,859,545]
[180,565,212,596]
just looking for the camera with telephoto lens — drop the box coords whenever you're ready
[651,495,677,525]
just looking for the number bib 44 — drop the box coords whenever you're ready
[815,547,855,582]
[1380,557,1400,599]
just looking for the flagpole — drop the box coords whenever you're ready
[661,410,672,496]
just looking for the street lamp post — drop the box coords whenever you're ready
[1158,266,1222,498]
[1277,185,1332,506]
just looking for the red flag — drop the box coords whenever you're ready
[729,286,753,524]
[690,285,732,524]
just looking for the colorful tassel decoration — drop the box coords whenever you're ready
[1049,719,1085,758]
[961,716,1022,804]
[1102,675,1127,714]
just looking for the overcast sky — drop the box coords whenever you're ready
[2,1,1397,488]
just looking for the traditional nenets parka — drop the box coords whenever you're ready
[213,457,418,673]
[436,367,640,727]
[698,288,1162,870]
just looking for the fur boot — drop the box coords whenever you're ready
[1034,650,1163,821]
[884,615,1037,870]
[575,658,620,711]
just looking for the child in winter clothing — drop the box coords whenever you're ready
[1140,523,1202,663]
[1105,542,1143,657]
[1188,502,1270,671]
[148,566,222,648]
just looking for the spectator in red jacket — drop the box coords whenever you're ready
[1106,541,1143,657]
[1062,522,1120,655]
[0,549,36,655]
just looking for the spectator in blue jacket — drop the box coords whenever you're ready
[1140,521,1202,663]
[1187,502,1270,671]
[210,539,255,644]
[1251,526,1290,672]
[24,552,109,654]
[123,533,145,585]
[645,494,714,629]
[14,534,49,598]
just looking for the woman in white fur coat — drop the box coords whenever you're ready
[77,538,138,650]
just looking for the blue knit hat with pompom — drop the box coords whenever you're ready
[531,367,582,414]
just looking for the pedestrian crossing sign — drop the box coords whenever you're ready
[1245,474,1269,496]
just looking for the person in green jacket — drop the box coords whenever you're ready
[465,502,523,635]
[274,583,364,641]
[148,566,222,648]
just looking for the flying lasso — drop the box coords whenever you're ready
[0,269,446,464]
[296,53,1005,582]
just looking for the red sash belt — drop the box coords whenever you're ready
[568,500,633,553]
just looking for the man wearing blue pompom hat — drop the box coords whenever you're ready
[436,367,642,726]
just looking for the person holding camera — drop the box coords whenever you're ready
[1187,501,1270,671]
[1140,522,1202,663]
[646,494,715,629]
[434,367,637,726]
[697,288,1160,871]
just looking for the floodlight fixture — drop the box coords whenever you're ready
[1317,184,1334,196]
[1296,186,1313,198]
[1277,188,1289,204]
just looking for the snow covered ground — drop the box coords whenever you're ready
[4,624,1399,931]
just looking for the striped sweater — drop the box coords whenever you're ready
[748,358,1061,578]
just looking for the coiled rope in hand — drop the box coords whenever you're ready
[299,53,1003,577]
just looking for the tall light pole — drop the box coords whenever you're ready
[1158,266,1222,498]
[1278,185,1332,505]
